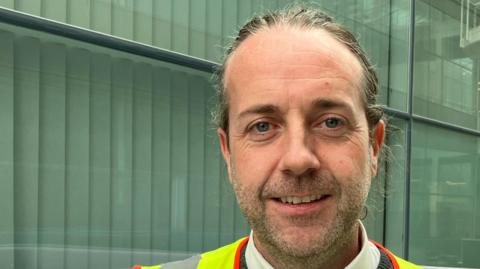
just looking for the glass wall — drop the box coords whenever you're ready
[414,0,480,131]
[410,0,480,267]
[410,123,480,267]
[0,0,479,268]
[0,21,249,268]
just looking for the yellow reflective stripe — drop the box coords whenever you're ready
[197,237,247,269]
[140,266,160,269]
[395,256,423,269]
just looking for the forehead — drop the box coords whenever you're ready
[224,25,364,98]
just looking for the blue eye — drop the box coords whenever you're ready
[254,122,270,132]
[325,118,340,128]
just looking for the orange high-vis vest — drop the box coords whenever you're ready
[133,237,422,269]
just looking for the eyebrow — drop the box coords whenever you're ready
[237,104,280,120]
[310,98,353,111]
[236,98,356,120]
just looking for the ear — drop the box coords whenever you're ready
[217,128,232,176]
[370,120,385,176]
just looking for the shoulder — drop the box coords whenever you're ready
[158,255,202,269]
[136,237,249,269]
[197,237,249,268]
[370,240,423,269]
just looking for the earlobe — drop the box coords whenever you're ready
[370,120,385,176]
[217,128,231,173]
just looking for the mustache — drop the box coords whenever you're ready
[260,173,339,198]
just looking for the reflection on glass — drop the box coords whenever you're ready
[388,0,411,111]
[410,122,480,268]
[414,0,480,130]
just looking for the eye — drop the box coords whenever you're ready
[254,121,270,132]
[246,120,279,142]
[313,115,348,138]
[324,118,341,128]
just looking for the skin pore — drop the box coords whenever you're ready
[217,25,385,269]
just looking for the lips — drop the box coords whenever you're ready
[279,194,324,205]
[270,194,332,216]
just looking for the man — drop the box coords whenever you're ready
[135,5,420,269]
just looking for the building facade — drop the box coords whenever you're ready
[0,0,478,268]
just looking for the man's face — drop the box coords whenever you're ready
[218,26,384,260]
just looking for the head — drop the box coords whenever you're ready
[215,5,385,269]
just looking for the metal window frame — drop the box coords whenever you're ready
[0,7,217,73]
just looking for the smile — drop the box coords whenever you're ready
[278,195,324,205]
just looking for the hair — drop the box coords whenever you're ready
[212,4,384,139]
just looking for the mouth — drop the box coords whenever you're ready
[269,194,332,216]
[274,194,328,205]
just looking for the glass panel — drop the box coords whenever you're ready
[388,0,411,111]
[410,122,480,268]
[0,21,250,269]
[414,0,480,130]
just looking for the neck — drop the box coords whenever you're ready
[253,223,362,269]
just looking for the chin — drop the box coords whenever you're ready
[271,224,332,256]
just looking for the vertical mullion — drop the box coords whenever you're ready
[404,0,416,260]
[0,30,14,269]
[381,0,394,247]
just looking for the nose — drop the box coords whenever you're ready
[279,127,320,177]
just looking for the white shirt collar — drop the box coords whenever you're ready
[245,221,380,269]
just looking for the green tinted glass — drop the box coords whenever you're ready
[410,122,480,268]
[414,0,480,130]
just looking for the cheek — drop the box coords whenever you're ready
[321,143,370,178]
[231,146,280,184]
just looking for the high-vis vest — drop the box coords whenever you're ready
[133,237,421,269]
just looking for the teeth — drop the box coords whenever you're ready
[279,195,323,205]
